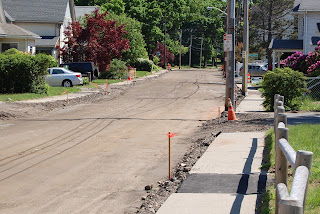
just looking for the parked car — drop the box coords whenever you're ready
[239,63,268,77]
[59,62,99,80]
[46,67,83,87]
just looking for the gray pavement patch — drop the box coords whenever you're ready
[177,173,267,194]
[287,112,320,125]
[156,193,258,214]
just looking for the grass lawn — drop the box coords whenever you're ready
[300,96,320,111]
[135,70,152,78]
[261,124,320,213]
[0,87,81,102]
[92,79,123,84]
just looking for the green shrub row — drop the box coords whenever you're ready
[99,59,128,79]
[134,58,154,72]
[0,50,56,94]
[261,67,306,111]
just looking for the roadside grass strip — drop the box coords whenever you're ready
[0,87,81,102]
[136,70,152,78]
[92,79,122,84]
[300,96,320,111]
[261,124,320,214]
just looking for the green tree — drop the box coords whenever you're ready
[250,0,295,66]
[106,12,148,65]
[261,67,305,111]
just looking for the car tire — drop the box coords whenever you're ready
[62,80,73,87]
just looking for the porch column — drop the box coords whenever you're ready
[272,50,276,71]
[277,52,281,69]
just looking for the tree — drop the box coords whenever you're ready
[153,42,174,68]
[105,11,148,65]
[282,41,320,76]
[250,0,295,66]
[58,9,130,72]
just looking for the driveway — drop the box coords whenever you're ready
[0,69,225,214]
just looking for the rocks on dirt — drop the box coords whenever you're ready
[136,112,273,214]
[145,185,153,191]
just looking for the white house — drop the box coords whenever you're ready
[1,0,76,59]
[0,0,40,53]
[269,0,320,70]
[294,0,320,54]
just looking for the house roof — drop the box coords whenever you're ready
[2,0,68,23]
[35,36,59,47]
[0,23,40,38]
[269,39,303,51]
[294,0,320,12]
[75,6,99,20]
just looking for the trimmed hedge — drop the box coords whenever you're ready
[134,58,154,72]
[0,52,56,94]
[261,67,306,111]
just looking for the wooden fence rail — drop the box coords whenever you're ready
[274,94,313,214]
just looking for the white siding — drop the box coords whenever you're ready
[298,14,304,39]
[305,12,320,54]
[15,23,59,37]
[0,38,35,53]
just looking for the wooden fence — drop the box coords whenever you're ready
[274,94,313,214]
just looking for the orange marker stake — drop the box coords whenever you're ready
[106,79,109,95]
[167,132,177,179]
[62,89,69,105]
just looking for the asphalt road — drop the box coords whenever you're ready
[0,69,225,214]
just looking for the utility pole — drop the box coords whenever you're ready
[242,0,249,95]
[230,0,236,110]
[189,29,193,67]
[179,29,182,69]
[225,0,231,110]
[164,18,167,69]
[225,0,236,111]
[200,37,203,68]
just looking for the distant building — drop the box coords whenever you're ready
[269,0,320,70]
[0,0,99,61]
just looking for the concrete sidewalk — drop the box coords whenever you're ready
[157,85,267,214]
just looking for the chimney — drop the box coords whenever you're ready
[0,0,7,23]
[69,0,76,22]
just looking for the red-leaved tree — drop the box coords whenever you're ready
[153,42,174,68]
[58,9,130,72]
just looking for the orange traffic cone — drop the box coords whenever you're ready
[228,98,237,121]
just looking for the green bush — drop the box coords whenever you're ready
[134,58,154,72]
[0,53,56,94]
[4,48,22,55]
[153,56,160,65]
[106,59,128,79]
[261,67,306,111]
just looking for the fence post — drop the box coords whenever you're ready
[295,150,313,171]
[275,105,286,151]
[274,100,284,134]
[295,150,313,209]
[275,124,289,214]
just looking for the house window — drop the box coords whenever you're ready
[1,43,18,52]
[36,49,52,55]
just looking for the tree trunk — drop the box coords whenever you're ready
[267,0,273,67]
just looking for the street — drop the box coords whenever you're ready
[0,69,225,214]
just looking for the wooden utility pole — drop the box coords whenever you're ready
[179,29,182,69]
[189,30,193,67]
[200,37,203,68]
[225,0,232,111]
[242,0,249,95]
[164,18,167,69]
